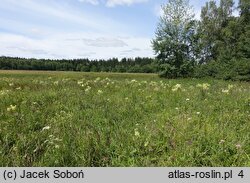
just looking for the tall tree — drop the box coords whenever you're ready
[237,0,250,59]
[219,0,234,25]
[198,0,234,63]
[239,0,250,20]
[152,0,196,78]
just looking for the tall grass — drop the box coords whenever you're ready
[0,71,249,166]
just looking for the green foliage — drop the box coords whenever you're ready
[195,59,250,81]
[0,57,157,74]
[152,0,197,78]
[159,61,195,78]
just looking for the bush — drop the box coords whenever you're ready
[194,58,250,81]
[159,61,195,78]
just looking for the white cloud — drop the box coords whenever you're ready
[0,0,125,34]
[77,0,148,7]
[0,0,154,59]
[106,0,148,7]
[0,32,153,59]
[78,0,100,5]
[82,37,128,47]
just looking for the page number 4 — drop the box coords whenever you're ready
[238,170,244,178]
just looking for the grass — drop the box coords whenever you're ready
[0,70,249,167]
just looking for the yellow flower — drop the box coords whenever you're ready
[42,126,51,131]
[134,129,140,137]
[222,89,229,94]
[228,84,234,90]
[55,145,60,149]
[97,90,103,94]
[154,87,160,91]
[94,77,101,83]
[130,79,137,83]
[85,86,91,93]
[7,105,16,112]
[172,84,182,92]
[77,80,84,85]
[197,83,210,90]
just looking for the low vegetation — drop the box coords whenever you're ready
[0,71,249,166]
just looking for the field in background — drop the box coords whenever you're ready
[0,70,249,166]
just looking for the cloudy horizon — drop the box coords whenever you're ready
[0,0,239,60]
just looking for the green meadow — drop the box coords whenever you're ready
[0,70,249,166]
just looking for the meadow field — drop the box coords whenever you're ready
[0,70,249,167]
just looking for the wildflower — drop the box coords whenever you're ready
[228,84,234,90]
[97,90,103,95]
[54,81,59,85]
[125,97,129,100]
[77,80,84,85]
[16,87,21,90]
[222,89,229,94]
[219,140,225,144]
[55,145,60,149]
[105,77,110,81]
[94,77,101,83]
[197,83,210,90]
[187,117,192,121]
[12,146,18,152]
[154,87,160,91]
[9,83,14,86]
[134,129,140,137]
[42,126,50,131]
[7,105,16,112]
[175,107,179,110]
[85,86,91,93]
[172,84,182,92]
[235,144,242,149]
[144,141,149,147]
[54,138,62,142]
[186,98,190,101]
[196,112,201,115]
[131,79,137,83]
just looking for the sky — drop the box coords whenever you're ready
[0,0,239,60]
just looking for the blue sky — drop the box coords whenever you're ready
[0,0,239,59]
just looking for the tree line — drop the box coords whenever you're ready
[0,56,158,73]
